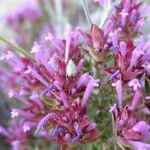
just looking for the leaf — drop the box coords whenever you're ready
[42,98,55,107]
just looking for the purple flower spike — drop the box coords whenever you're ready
[120,9,129,27]
[77,59,84,72]
[65,24,72,63]
[0,11,102,148]
[130,90,142,111]
[132,121,150,140]
[11,140,20,150]
[48,53,59,71]
[35,113,59,135]
[129,49,142,69]
[86,122,97,132]
[76,73,92,90]
[130,9,138,25]
[111,88,150,149]
[142,108,150,115]
[109,70,120,81]
[54,81,63,91]
[11,108,34,118]
[81,78,99,109]
[128,79,142,91]
[8,90,31,106]
[95,0,111,8]
[94,0,105,7]
[104,20,113,37]
[115,80,123,110]
[74,122,81,136]
[124,0,131,12]
[112,28,122,48]
[6,1,41,31]
[29,92,44,110]
[128,141,150,150]
[143,62,150,74]
[60,92,69,108]
[133,18,145,32]
[52,126,63,139]
[25,66,49,87]
[67,122,81,145]
[45,33,63,53]
[0,126,11,138]
[68,135,80,145]
[119,41,126,58]
[77,28,92,46]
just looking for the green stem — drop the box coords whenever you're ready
[81,0,92,27]
[117,141,126,150]
[111,113,116,136]
[0,35,34,59]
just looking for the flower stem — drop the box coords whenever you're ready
[81,0,92,27]
[117,141,126,150]
[0,35,34,59]
[111,112,116,136]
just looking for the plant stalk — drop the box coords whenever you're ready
[81,0,92,27]
[0,35,34,59]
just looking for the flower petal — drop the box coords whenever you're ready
[35,113,59,135]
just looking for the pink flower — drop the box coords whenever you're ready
[0,122,31,150]
[111,0,149,35]
[6,1,42,31]
[0,25,100,148]
[35,98,100,145]
[110,80,150,149]
[78,23,113,62]
[105,38,150,81]
[128,78,142,91]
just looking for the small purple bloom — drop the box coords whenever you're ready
[110,84,150,149]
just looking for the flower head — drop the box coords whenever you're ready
[35,98,100,145]
[110,80,150,149]
[0,24,100,148]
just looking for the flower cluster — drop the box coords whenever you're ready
[0,23,100,149]
[111,0,150,35]
[6,1,42,31]
[110,80,150,150]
